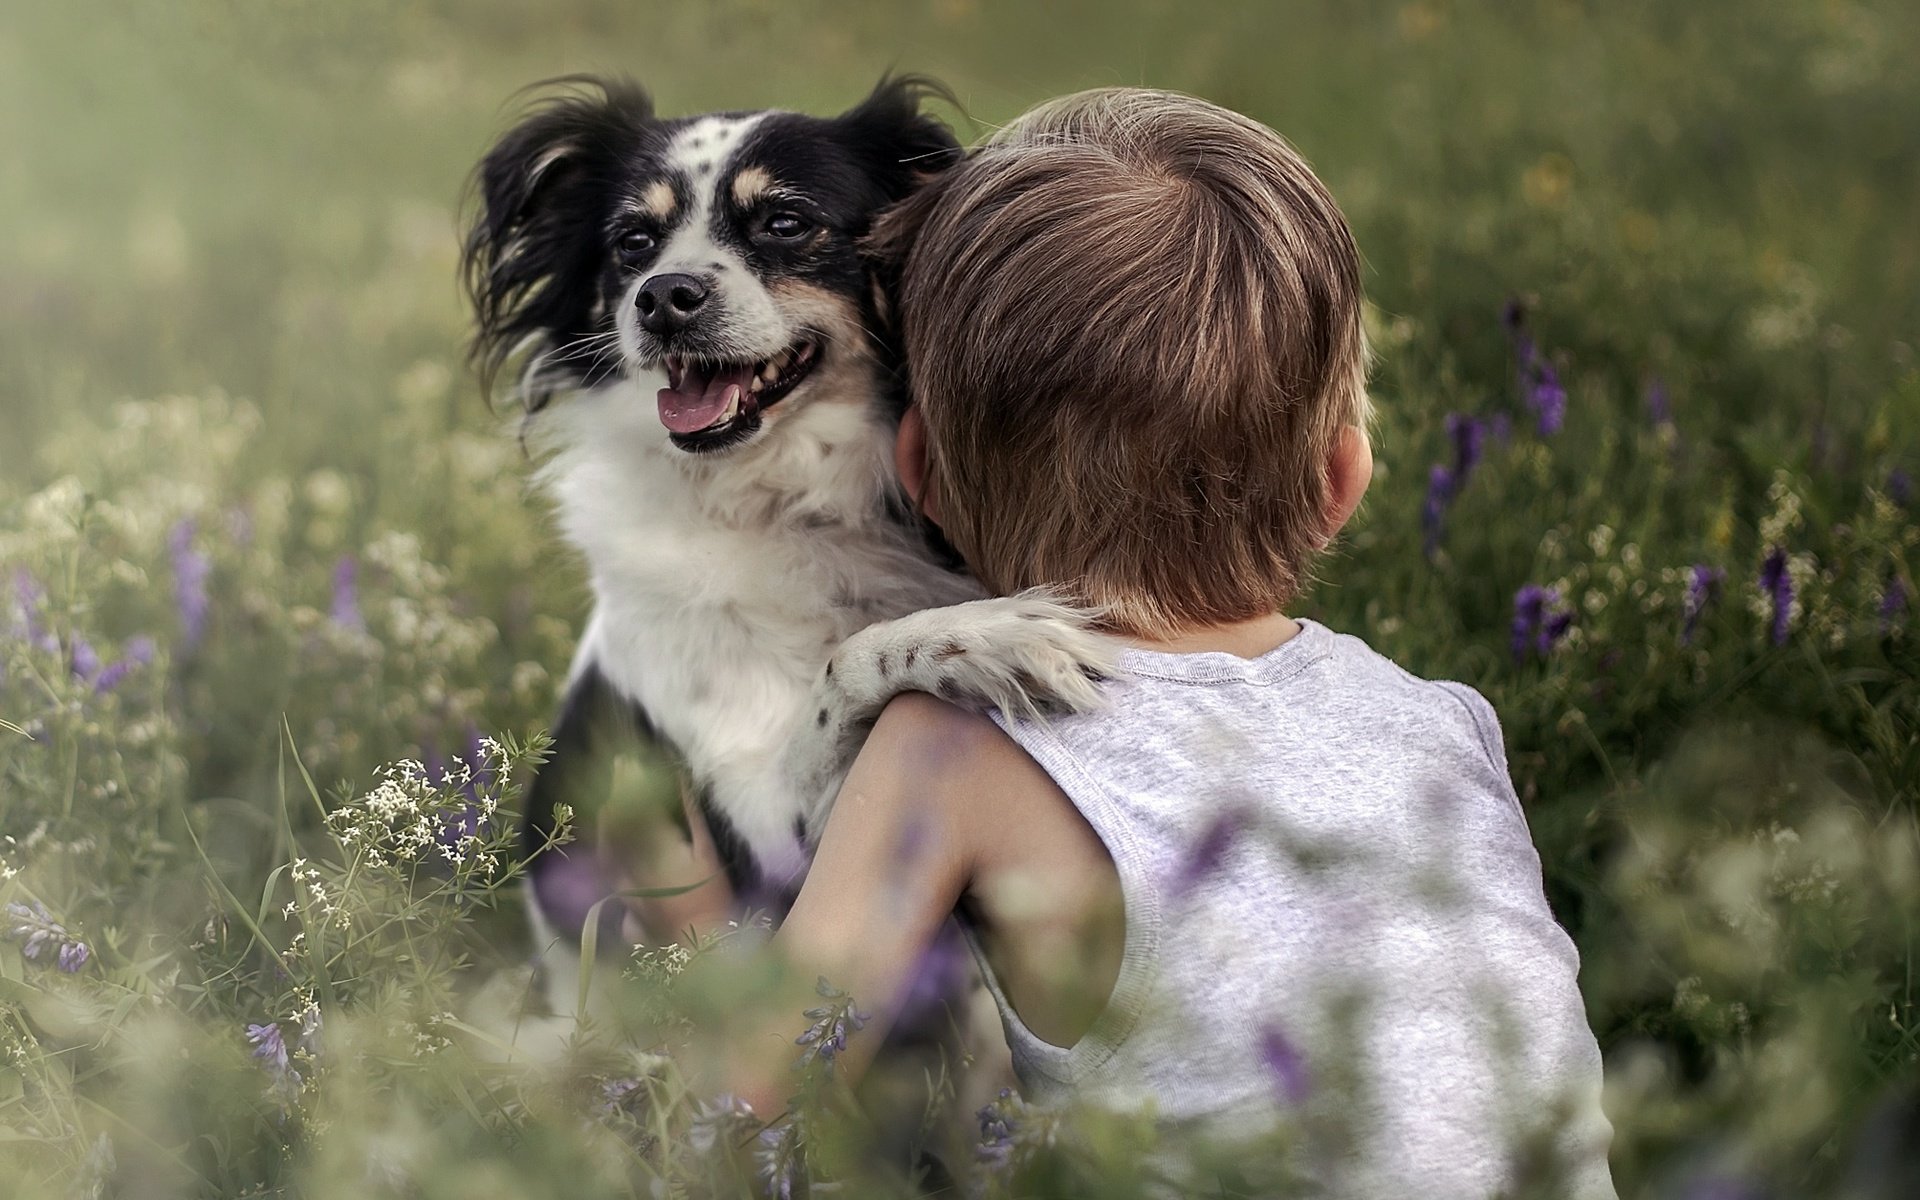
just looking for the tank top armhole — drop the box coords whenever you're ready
[984,710,1165,1083]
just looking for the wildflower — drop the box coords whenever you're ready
[246,1020,305,1109]
[1881,576,1908,635]
[755,1120,802,1200]
[1173,809,1245,898]
[1889,468,1913,508]
[1682,1173,1763,1200]
[686,1093,757,1153]
[246,1022,292,1077]
[1257,1024,1311,1104]
[70,636,103,683]
[1501,299,1567,436]
[168,519,211,649]
[975,1088,1018,1171]
[1446,412,1486,479]
[795,976,869,1070]
[1645,376,1673,430]
[1422,464,1455,558]
[1682,565,1724,644]
[1758,548,1793,646]
[1512,584,1573,662]
[1527,360,1567,436]
[5,900,91,970]
[330,555,364,632]
[8,570,60,655]
[596,1077,643,1118]
[91,636,156,693]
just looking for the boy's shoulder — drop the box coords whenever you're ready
[1301,621,1512,778]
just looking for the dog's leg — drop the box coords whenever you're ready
[787,590,1120,839]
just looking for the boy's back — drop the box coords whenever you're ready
[977,620,1615,1197]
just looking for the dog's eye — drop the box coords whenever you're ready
[617,230,657,258]
[764,212,810,240]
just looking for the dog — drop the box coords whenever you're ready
[460,76,1114,1010]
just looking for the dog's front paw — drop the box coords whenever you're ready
[844,589,1120,722]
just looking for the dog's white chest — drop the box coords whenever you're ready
[535,385,977,872]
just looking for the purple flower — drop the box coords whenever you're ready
[1512,584,1573,662]
[1682,1173,1765,1200]
[795,976,869,1070]
[1889,468,1913,508]
[8,570,60,656]
[1173,809,1245,898]
[686,1093,756,1153]
[246,1021,303,1104]
[1446,412,1486,480]
[246,1022,290,1072]
[70,636,103,683]
[1880,576,1907,635]
[1759,548,1793,646]
[6,900,90,970]
[596,1076,643,1117]
[1424,413,1493,558]
[329,555,364,632]
[168,520,211,650]
[1422,464,1455,556]
[755,1121,801,1200]
[1682,565,1724,644]
[1646,376,1673,430]
[1528,360,1567,436]
[1257,1024,1311,1104]
[91,636,156,694]
[1501,300,1567,436]
[975,1088,1018,1171]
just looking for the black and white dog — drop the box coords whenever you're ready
[462,76,1112,991]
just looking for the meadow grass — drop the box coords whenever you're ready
[2,1,1917,1195]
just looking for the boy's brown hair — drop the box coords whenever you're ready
[872,88,1368,638]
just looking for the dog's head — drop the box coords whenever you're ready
[463,76,960,455]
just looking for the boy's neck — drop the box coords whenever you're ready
[1124,611,1301,660]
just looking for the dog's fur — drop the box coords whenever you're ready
[461,77,1113,993]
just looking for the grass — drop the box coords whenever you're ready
[2,1,1917,1195]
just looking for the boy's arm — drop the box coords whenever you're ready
[728,692,989,1117]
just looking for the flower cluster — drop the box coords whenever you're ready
[970,1086,1061,1194]
[1757,548,1796,646]
[167,519,211,651]
[1512,584,1575,662]
[1422,413,1489,557]
[794,976,869,1071]
[4,901,90,972]
[1503,299,1567,436]
[324,739,506,877]
[1682,565,1725,644]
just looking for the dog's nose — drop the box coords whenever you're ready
[635,273,709,335]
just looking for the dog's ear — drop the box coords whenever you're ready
[840,74,964,203]
[462,77,654,406]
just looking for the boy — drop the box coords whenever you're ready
[727,88,1616,1197]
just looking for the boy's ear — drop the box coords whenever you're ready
[894,405,941,527]
[1323,424,1374,543]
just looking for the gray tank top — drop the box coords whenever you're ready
[974,619,1616,1198]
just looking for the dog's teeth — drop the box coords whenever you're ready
[721,386,742,421]
[761,362,780,383]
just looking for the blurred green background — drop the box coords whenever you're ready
[3,2,1918,1197]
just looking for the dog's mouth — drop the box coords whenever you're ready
[656,341,821,453]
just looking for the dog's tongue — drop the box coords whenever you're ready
[657,363,757,434]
